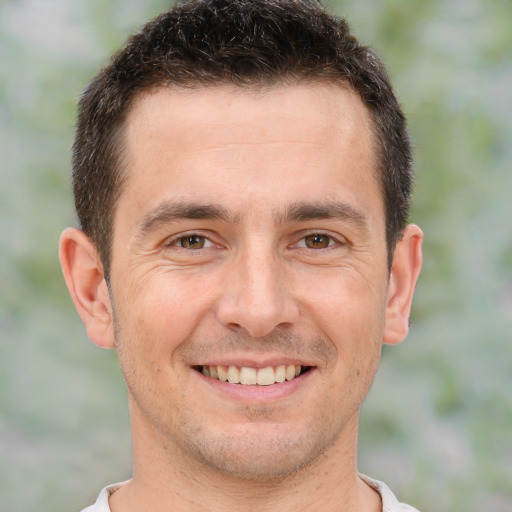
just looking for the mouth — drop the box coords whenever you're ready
[194,364,313,386]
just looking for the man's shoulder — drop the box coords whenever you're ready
[360,473,420,512]
[80,505,100,512]
[79,481,127,512]
[80,476,419,512]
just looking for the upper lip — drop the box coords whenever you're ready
[190,356,314,369]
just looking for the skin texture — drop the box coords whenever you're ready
[60,83,423,512]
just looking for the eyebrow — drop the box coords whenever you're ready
[135,199,370,239]
[276,201,369,229]
[136,201,238,238]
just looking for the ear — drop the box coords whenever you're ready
[59,227,115,349]
[383,224,423,345]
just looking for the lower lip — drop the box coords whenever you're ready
[193,368,315,403]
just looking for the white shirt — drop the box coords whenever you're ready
[80,474,420,512]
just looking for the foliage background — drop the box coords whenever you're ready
[1,0,511,510]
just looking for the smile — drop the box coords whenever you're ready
[195,365,312,386]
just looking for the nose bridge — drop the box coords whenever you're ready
[244,242,280,307]
[217,236,297,337]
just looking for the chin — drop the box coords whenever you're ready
[181,423,338,482]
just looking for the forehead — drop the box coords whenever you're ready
[126,82,374,153]
[117,83,381,229]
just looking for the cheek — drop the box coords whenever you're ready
[114,270,220,360]
[304,266,387,322]
[113,293,191,408]
[309,277,385,412]
[299,269,387,363]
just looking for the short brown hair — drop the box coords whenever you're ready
[73,0,412,277]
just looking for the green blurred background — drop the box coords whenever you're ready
[1,0,511,510]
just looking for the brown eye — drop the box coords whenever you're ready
[304,234,332,249]
[179,235,206,249]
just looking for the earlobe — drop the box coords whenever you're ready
[383,224,423,345]
[59,227,116,349]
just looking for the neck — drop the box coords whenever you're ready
[109,410,381,512]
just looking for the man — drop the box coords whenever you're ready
[60,1,423,510]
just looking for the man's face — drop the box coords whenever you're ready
[109,83,392,479]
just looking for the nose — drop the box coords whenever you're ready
[215,245,300,338]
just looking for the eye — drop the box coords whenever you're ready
[299,233,335,249]
[173,234,212,250]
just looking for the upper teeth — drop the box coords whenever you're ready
[201,364,302,385]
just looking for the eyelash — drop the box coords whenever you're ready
[167,232,215,250]
[294,232,339,250]
[166,231,343,251]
